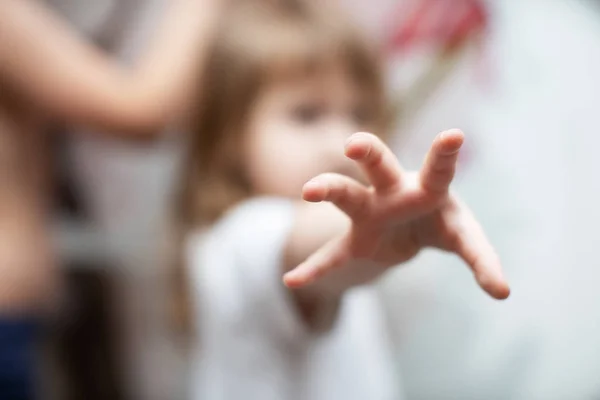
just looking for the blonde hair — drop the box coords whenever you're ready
[170,0,390,335]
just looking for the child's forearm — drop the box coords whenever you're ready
[284,200,390,291]
[284,201,375,331]
[282,202,345,331]
[283,201,350,276]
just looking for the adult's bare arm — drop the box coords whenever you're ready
[0,0,223,136]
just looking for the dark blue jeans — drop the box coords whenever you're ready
[0,318,39,400]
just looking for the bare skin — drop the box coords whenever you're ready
[283,131,510,330]
[0,0,224,314]
[0,0,222,136]
[240,72,508,330]
[0,95,55,313]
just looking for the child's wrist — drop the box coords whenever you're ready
[290,285,342,332]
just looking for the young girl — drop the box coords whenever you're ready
[174,1,510,399]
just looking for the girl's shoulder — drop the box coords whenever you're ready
[221,197,296,228]
[185,196,296,257]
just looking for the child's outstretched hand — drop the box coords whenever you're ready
[283,130,510,300]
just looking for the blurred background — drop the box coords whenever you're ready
[3,0,600,399]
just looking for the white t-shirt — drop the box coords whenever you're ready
[186,198,402,400]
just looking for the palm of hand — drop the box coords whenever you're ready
[284,130,509,300]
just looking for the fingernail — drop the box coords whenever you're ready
[283,272,302,288]
[440,129,456,140]
[500,285,511,300]
[477,273,510,300]
[304,178,321,188]
[345,137,356,149]
[346,132,371,146]
[441,129,464,140]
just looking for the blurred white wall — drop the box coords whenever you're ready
[342,0,600,399]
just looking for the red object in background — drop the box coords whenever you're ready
[386,0,488,54]
[384,0,489,174]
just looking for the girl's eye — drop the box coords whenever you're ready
[291,103,325,124]
[351,104,373,125]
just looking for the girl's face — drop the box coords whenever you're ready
[243,64,377,198]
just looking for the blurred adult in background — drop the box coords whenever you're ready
[0,0,223,398]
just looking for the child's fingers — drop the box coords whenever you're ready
[448,209,510,300]
[419,129,464,195]
[283,235,349,288]
[302,173,370,221]
[345,132,403,194]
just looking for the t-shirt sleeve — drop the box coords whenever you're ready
[187,197,308,344]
